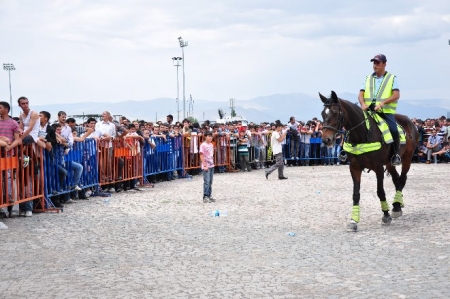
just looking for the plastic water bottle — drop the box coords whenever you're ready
[103,197,110,205]
[188,175,192,181]
[210,210,228,217]
[287,232,296,237]
[316,191,321,195]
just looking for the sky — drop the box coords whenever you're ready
[1,0,450,113]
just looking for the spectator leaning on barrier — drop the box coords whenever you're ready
[237,130,251,172]
[299,123,313,166]
[265,121,288,180]
[0,102,22,209]
[199,130,215,203]
[17,97,44,150]
[38,111,56,152]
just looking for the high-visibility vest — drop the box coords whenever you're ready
[363,72,397,114]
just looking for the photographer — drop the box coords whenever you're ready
[287,116,300,160]
[299,122,313,166]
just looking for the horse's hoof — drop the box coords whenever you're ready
[347,223,358,232]
[391,210,403,218]
[381,215,392,226]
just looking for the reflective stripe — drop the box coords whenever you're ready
[351,205,360,223]
[343,142,382,155]
[376,73,393,101]
[363,72,397,114]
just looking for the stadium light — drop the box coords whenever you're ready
[172,57,182,122]
[3,63,16,116]
[178,37,188,119]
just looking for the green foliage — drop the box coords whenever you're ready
[231,109,236,117]
[187,116,198,123]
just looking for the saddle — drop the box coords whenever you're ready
[343,112,406,155]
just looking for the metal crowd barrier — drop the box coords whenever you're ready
[43,139,98,209]
[98,138,143,186]
[283,134,342,165]
[142,136,183,178]
[1,144,45,212]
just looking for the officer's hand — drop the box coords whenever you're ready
[361,103,369,111]
[375,104,382,111]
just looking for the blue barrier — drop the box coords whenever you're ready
[43,139,98,200]
[284,134,341,164]
[142,136,183,178]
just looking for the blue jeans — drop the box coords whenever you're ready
[202,168,214,197]
[324,147,333,164]
[334,144,342,164]
[300,143,310,165]
[70,161,83,187]
[380,113,399,151]
[19,200,33,212]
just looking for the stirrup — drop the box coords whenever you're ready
[338,151,347,162]
[391,154,401,166]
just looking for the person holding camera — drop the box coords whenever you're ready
[287,116,300,160]
[265,121,288,180]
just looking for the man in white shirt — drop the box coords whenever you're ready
[265,121,288,180]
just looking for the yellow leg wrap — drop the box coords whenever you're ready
[381,201,389,212]
[393,191,404,207]
[351,205,360,223]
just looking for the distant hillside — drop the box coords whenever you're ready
[33,93,450,124]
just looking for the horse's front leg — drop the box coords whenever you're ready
[376,167,392,226]
[348,166,362,232]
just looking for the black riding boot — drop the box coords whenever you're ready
[391,137,401,166]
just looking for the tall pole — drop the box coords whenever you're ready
[178,37,188,119]
[172,57,182,122]
[3,63,15,116]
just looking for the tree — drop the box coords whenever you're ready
[187,116,198,124]
[231,109,236,117]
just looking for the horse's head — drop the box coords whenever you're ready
[318,90,343,146]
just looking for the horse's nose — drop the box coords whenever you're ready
[322,138,331,145]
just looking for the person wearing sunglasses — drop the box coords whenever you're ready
[358,54,401,166]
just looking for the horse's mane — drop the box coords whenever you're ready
[336,97,364,122]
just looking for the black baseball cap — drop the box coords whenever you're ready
[370,54,387,63]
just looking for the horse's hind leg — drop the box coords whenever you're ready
[385,164,404,218]
[376,167,392,226]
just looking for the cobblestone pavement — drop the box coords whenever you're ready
[1,164,449,298]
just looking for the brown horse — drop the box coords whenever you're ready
[319,91,419,232]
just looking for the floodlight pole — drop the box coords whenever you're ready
[3,63,15,116]
[178,37,188,119]
[172,57,182,122]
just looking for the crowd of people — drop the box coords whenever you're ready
[1,95,449,216]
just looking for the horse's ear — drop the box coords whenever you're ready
[319,92,328,104]
[331,91,338,103]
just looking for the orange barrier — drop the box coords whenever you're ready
[0,144,45,213]
[98,138,143,186]
[182,134,231,170]
[213,135,231,169]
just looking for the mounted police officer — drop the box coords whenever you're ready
[358,54,401,166]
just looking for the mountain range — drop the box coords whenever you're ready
[33,92,450,124]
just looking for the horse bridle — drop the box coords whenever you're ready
[322,102,344,133]
[322,101,366,134]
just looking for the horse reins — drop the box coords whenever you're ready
[322,100,368,139]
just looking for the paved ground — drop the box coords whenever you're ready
[1,163,449,298]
